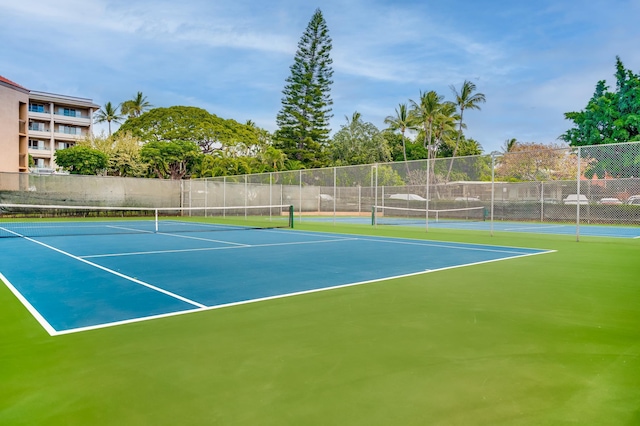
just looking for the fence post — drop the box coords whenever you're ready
[491,153,495,237]
[576,147,581,242]
[425,157,431,232]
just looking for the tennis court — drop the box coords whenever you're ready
[0,218,550,335]
[303,211,640,238]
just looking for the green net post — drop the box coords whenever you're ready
[371,206,375,226]
[289,205,294,228]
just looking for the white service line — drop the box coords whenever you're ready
[19,235,207,309]
[81,236,360,258]
[156,231,250,246]
[355,236,540,255]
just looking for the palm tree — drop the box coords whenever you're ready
[409,90,445,161]
[447,80,485,180]
[94,101,123,136]
[121,91,152,118]
[431,101,460,157]
[260,146,287,171]
[384,103,411,164]
[502,138,517,153]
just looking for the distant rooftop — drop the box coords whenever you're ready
[29,90,100,109]
[0,75,29,92]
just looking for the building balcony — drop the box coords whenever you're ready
[28,128,52,138]
[53,113,92,126]
[54,130,87,141]
[28,145,52,153]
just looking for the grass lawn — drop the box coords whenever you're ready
[1,223,639,425]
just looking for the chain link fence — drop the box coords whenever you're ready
[0,172,180,207]
[2,142,639,237]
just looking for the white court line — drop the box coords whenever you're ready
[0,271,57,335]
[503,225,566,232]
[354,236,542,255]
[13,235,207,310]
[46,248,555,336]
[266,228,556,252]
[156,231,250,246]
[81,236,359,258]
[106,225,155,234]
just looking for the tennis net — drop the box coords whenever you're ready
[0,203,294,238]
[372,205,486,227]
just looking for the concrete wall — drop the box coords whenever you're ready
[0,83,29,173]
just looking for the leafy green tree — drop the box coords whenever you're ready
[54,146,108,175]
[195,154,258,177]
[495,142,578,181]
[562,57,640,177]
[94,101,123,136]
[274,8,333,168]
[121,91,152,118]
[140,140,201,179]
[116,106,260,156]
[447,80,485,180]
[438,136,483,158]
[562,57,640,146]
[330,112,390,166]
[77,132,146,177]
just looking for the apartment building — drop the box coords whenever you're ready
[0,75,100,173]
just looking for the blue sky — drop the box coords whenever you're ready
[2,0,639,153]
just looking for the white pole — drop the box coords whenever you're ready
[540,181,544,222]
[490,154,495,237]
[576,147,581,242]
[244,175,248,219]
[333,166,337,224]
[426,157,430,232]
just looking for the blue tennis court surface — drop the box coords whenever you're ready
[302,216,640,238]
[0,228,552,335]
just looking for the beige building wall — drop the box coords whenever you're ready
[28,91,99,172]
[0,76,99,174]
[0,80,30,173]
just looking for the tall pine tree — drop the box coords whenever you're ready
[562,56,640,146]
[275,9,333,168]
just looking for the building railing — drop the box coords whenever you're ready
[28,124,50,132]
[54,110,92,119]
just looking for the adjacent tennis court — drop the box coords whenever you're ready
[303,206,640,238]
[0,220,550,335]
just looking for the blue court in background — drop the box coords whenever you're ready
[302,216,640,238]
[0,228,551,335]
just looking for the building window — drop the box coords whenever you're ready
[59,107,79,117]
[34,158,48,168]
[28,121,45,131]
[29,103,46,113]
[29,139,47,150]
[58,125,82,135]
[57,142,73,150]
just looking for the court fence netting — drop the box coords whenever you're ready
[0,203,294,238]
[372,205,486,227]
[2,141,640,240]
